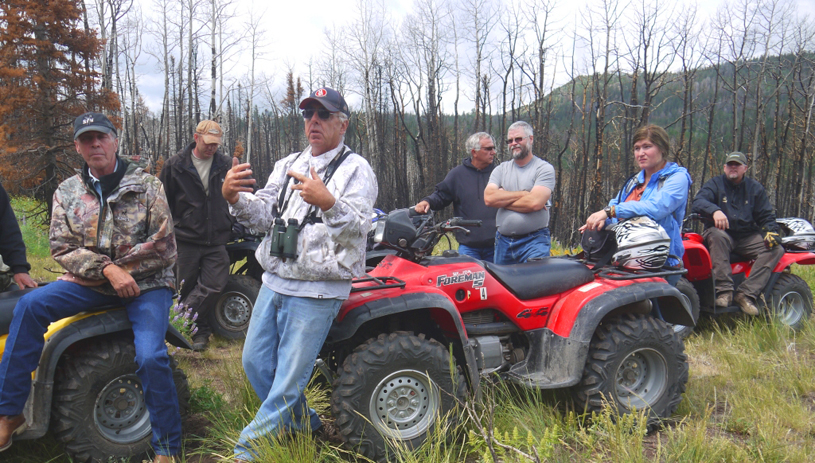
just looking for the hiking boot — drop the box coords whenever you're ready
[734,292,759,316]
[192,333,210,352]
[0,414,26,452]
[153,455,176,463]
[715,291,732,307]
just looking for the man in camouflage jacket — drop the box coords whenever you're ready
[223,87,377,461]
[0,113,180,463]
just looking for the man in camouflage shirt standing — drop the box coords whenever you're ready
[0,113,181,463]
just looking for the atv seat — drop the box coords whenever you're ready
[484,258,595,300]
[0,287,38,336]
[0,286,123,337]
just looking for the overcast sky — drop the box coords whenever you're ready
[132,0,815,114]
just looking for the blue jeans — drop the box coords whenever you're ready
[458,243,495,263]
[235,286,341,461]
[494,228,551,265]
[0,281,181,456]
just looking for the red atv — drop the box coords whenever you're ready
[676,214,815,337]
[318,209,694,461]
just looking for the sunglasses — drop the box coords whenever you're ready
[302,108,334,120]
[506,136,527,145]
[482,146,496,152]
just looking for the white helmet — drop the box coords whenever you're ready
[777,218,815,251]
[609,216,671,270]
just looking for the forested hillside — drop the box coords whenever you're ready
[1,0,814,246]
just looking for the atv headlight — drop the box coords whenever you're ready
[373,218,387,243]
[375,209,417,247]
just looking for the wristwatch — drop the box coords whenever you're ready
[603,206,613,218]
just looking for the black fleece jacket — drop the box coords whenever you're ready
[0,182,31,275]
[691,174,779,239]
[422,157,497,247]
[159,142,234,246]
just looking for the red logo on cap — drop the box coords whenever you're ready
[315,88,327,97]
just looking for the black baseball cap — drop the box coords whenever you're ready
[299,87,350,117]
[74,112,117,140]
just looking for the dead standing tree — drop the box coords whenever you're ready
[580,0,623,213]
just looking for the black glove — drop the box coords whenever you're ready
[762,226,781,249]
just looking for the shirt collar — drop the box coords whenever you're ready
[305,141,346,172]
[88,159,118,183]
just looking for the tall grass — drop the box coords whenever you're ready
[9,322,815,463]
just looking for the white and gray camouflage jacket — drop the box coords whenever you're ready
[230,143,378,282]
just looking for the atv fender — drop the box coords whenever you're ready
[506,282,692,389]
[327,291,479,394]
[774,251,815,271]
[20,308,191,440]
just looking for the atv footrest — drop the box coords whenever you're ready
[350,275,406,292]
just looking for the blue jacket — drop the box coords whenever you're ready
[607,162,692,266]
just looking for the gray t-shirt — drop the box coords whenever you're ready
[191,154,213,195]
[488,156,556,236]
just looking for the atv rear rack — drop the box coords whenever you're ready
[350,275,406,292]
[596,266,687,281]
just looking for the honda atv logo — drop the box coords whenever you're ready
[436,270,485,288]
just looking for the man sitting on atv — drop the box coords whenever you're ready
[0,113,181,463]
[691,151,784,315]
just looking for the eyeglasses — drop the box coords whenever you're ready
[302,108,333,120]
[481,146,496,152]
[506,136,527,145]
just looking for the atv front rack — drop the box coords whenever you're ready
[350,275,406,292]
[596,266,687,281]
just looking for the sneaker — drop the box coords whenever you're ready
[734,292,759,316]
[192,333,210,352]
[715,291,732,307]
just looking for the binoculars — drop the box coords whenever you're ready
[269,218,299,260]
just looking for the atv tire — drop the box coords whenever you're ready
[331,331,465,462]
[768,273,812,329]
[51,337,190,463]
[572,313,688,429]
[209,274,259,339]
[671,278,700,339]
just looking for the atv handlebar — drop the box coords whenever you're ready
[448,218,482,227]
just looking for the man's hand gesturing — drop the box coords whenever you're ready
[288,167,336,211]
[222,157,256,205]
